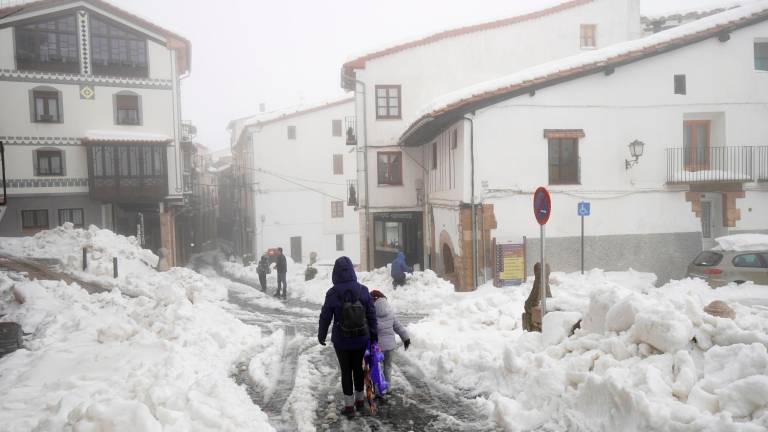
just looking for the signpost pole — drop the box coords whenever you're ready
[581,214,584,275]
[540,224,547,315]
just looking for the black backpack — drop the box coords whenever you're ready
[338,287,368,338]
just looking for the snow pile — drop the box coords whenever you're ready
[0,268,273,431]
[0,223,159,278]
[714,233,768,251]
[405,269,768,431]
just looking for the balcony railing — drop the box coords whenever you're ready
[665,146,767,184]
[347,179,358,207]
[345,116,357,146]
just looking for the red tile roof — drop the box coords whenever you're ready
[0,0,191,74]
[342,0,594,75]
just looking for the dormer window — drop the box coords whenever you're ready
[15,14,79,73]
[90,15,148,77]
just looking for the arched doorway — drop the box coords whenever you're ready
[442,243,454,274]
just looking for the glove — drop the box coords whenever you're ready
[318,337,326,346]
[403,339,410,350]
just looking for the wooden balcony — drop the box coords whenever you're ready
[86,143,168,203]
[666,146,767,184]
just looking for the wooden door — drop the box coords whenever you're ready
[684,120,711,171]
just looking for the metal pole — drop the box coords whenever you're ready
[540,224,547,315]
[355,79,371,271]
[581,215,584,275]
[82,247,87,271]
[113,257,118,278]
[464,116,478,290]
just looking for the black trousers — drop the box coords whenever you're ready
[393,275,406,287]
[277,272,287,296]
[335,348,365,397]
[258,273,267,291]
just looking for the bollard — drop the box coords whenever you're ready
[82,248,87,271]
[113,257,118,278]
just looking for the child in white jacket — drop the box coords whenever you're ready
[370,290,410,386]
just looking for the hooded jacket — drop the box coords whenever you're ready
[390,252,411,280]
[318,256,377,350]
[374,298,409,351]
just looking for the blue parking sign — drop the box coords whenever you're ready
[578,201,590,217]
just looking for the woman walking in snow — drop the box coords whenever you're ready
[318,256,378,417]
[370,290,410,393]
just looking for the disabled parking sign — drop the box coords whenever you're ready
[578,201,590,217]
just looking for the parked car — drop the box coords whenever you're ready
[687,249,768,287]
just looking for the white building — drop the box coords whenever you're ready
[228,97,360,264]
[340,0,644,274]
[399,3,768,288]
[0,0,190,264]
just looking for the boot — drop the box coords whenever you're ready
[340,405,355,418]
[354,390,365,411]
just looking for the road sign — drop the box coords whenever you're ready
[533,187,551,225]
[578,201,591,217]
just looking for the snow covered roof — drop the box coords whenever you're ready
[228,95,353,147]
[0,0,191,74]
[399,1,768,147]
[341,0,594,80]
[641,0,760,19]
[82,130,173,144]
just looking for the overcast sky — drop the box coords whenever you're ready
[103,0,752,151]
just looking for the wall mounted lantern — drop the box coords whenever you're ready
[625,139,645,170]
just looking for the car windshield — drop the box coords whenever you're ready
[693,251,723,267]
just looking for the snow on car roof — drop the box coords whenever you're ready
[714,234,768,251]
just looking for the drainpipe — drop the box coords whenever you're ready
[345,76,371,270]
[464,114,478,290]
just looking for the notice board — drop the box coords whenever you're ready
[494,241,526,287]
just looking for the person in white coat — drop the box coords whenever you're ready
[370,290,410,387]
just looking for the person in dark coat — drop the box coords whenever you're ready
[390,251,411,288]
[318,256,378,417]
[523,262,552,332]
[275,247,288,299]
[256,254,270,292]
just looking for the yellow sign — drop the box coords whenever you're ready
[79,85,95,100]
[495,243,525,286]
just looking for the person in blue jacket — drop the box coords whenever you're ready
[390,251,412,288]
[318,256,378,417]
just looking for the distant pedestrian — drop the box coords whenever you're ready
[370,290,409,392]
[275,247,287,299]
[390,251,411,288]
[256,254,270,292]
[318,256,378,417]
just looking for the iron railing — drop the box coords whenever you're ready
[758,146,768,182]
[347,179,358,207]
[666,146,762,183]
[345,116,357,146]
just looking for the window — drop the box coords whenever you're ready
[377,152,403,185]
[58,208,84,228]
[331,200,344,218]
[90,16,148,77]
[548,138,579,184]
[580,24,596,48]
[15,14,79,73]
[375,220,403,251]
[336,234,344,251]
[21,210,48,229]
[115,93,141,125]
[32,89,61,123]
[89,144,165,178]
[674,75,687,95]
[755,41,768,71]
[333,154,343,175]
[35,149,64,176]
[451,129,458,149]
[332,119,342,137]
[375,85,401,119]
[693,251,723,266]
[684,120,711,170]
[432,142,438,170]
[732,254,766,268]
[287,125,297,139]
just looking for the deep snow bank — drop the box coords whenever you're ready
[406,269,768,431]
[0,227,274,431]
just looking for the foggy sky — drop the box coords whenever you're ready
[104,0,751,151]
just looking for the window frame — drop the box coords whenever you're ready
[287,125,297,140]
[674,74,687,95]
[548,138,580,185]
[331,200,344,218]
[58,208,84,228]
[332,119,343,137]
[34,148,65,176]
[113,91,142,125]
[336,234,344,251]
[580,24,597,49]
[21,209,49,230]
[89,14,149,78]
[377,151,403,186]
[15,13,80,74]
[375,85,402,120]
[30,88,63,123]
[755,40,768,71]
[333,154,343,175]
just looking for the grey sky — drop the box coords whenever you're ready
[104,0,750,151]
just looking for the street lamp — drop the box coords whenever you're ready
[625,139,645,170]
